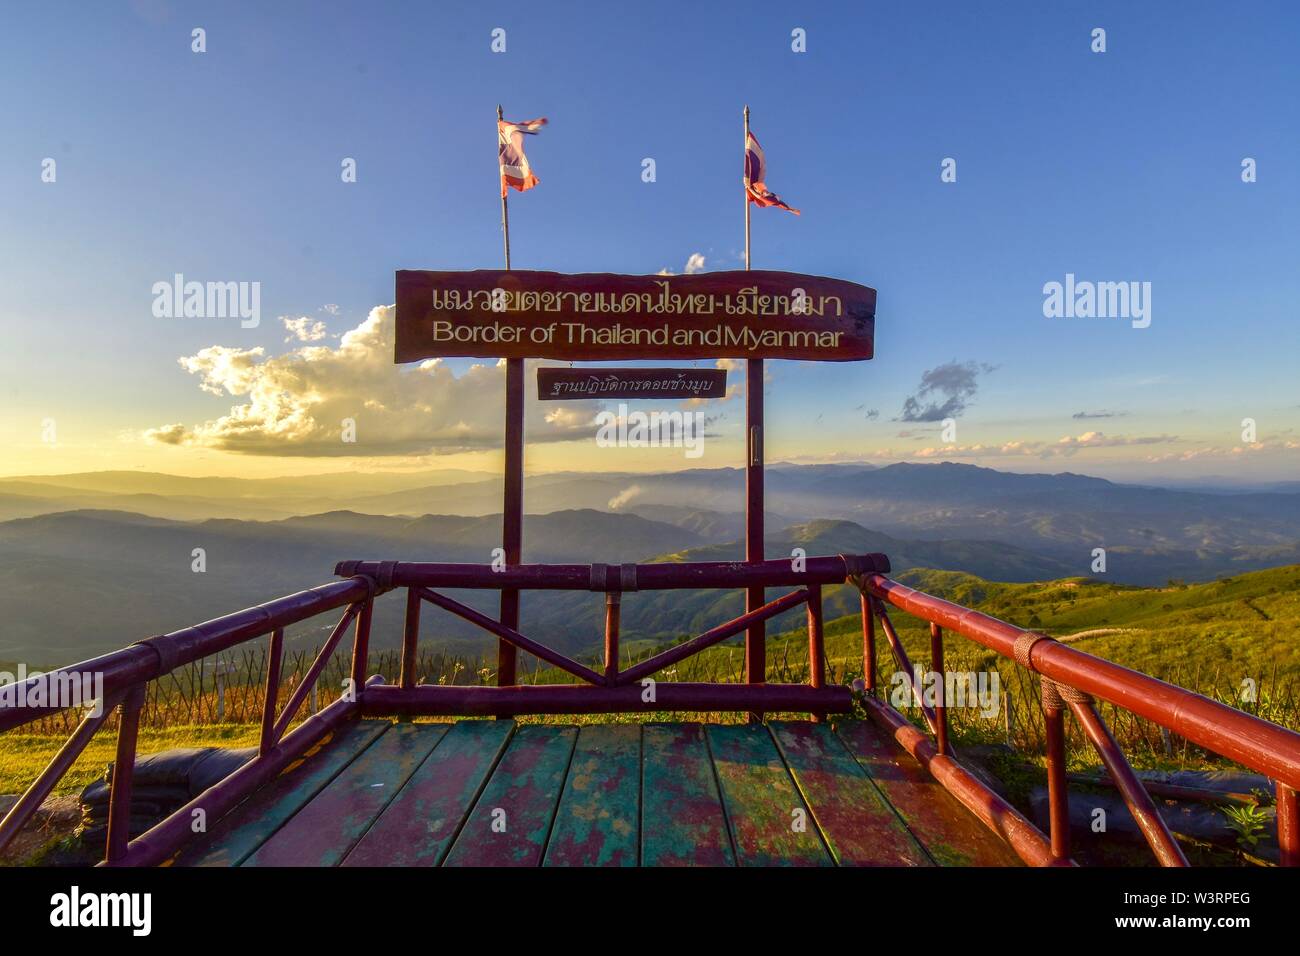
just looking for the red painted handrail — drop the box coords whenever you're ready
[0,577,372,733]
[334,553,887,590]
[863,573,1300,790]
[858,572,1300,867]
[0,578,378,862]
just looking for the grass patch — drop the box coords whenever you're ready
[0,725,261,798]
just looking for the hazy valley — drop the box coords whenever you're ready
[1,462,1297,667]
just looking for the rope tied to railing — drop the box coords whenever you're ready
[1040,674,1093,711]
[1012,630,1055,671]
[1016,631,1093,710]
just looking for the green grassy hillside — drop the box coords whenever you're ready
[881,564,1300,681]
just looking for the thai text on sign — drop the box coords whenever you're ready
[536,367,727,401]
[394,269,875,363]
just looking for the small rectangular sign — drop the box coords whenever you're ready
[394,269,875,363]
[537,367,727,401]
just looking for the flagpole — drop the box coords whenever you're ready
[498,103,522,691]
[498,105,511,269]
[743,104,765,716]
[743,105,751,270]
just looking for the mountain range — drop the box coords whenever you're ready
[1,462,1297,667]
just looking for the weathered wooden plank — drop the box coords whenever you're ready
[177,719,391,867]
[640,723,734,867]
[242,722,448,867]
[770,720,930,867]
[706,723,832,867]
[834,719,1021,866]
[442,724,577,867]
[543,724,641,867]
[340,719,515,867]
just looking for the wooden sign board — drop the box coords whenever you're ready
[537,367,726,401]
[394,269,875,363]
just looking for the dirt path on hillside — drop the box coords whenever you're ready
[1056,627,1142,644]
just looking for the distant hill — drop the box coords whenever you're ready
[656,518,1075,580]
[2,460,1298,668]
[0,507,1074,667]
[0,470,497,522]
[5,463,1297,575]
[0,507,703,665]
[4,468,494,498]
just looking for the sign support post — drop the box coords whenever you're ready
[498,104,522,689]
[743,104,765,718]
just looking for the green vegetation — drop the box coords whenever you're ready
[0,725,262,798]
[886,564,1300,682]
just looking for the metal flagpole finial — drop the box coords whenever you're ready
[497,104,504,121]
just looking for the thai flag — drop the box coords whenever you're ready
[499,116,548,197]
[745,130,800,215]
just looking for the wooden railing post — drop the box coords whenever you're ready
[350,594,374,692]
[498,354,525,691]
[1041,678,1071,862]
[399,588,421,691]
[105,684,146,864]
[930,622,949,755]
[861,593,876,694]
[1066,694,1188,866]
[1278,783,1299,867]
[259,627,285,755]
[0,695,117,854]
[807,583,825,722]
[744,356,765,724]
[604,592,621,686]
[874,602,941,738]
[272,606,360,742]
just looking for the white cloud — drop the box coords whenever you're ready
[1052,431,1176,455]
[657,252,707,276]
[282,315,329,342]
[146,305,596,456]
[1144,438,1299,464]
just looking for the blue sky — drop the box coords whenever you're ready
[2,1,1297,482]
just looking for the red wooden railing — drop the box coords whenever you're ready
[333,555,873,718]
[854,571,1300,867]
[0,554,879,865]
[0,575,379,866]
[1,551,1297,869]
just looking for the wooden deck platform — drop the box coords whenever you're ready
[176,718,1021,867]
